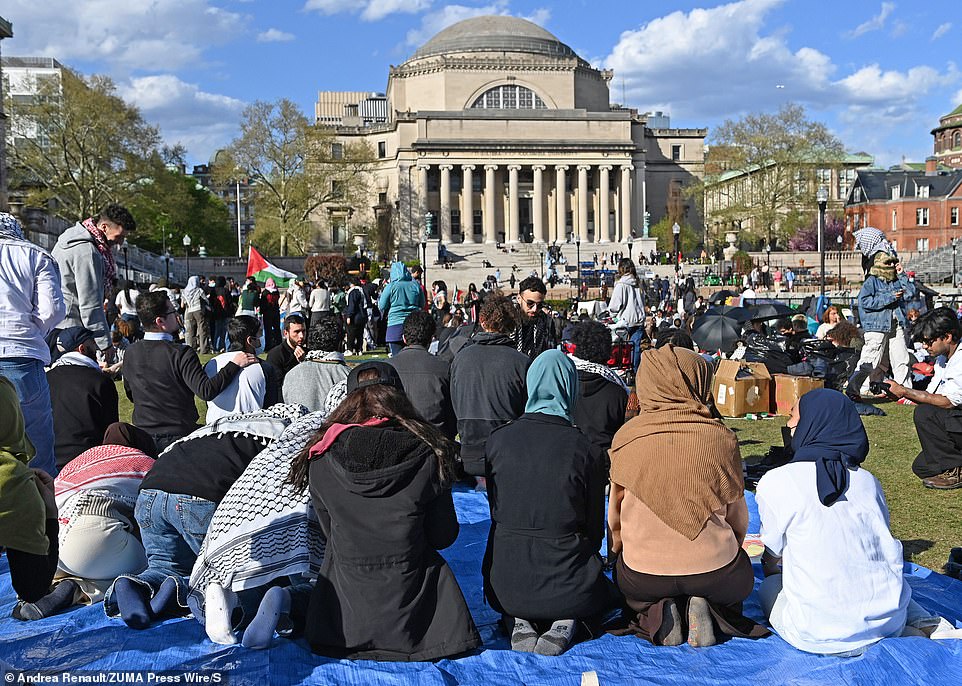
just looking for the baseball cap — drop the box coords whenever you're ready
[57,326,96,352]
[347,361,405,394]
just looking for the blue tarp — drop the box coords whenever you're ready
[1,489,960,685]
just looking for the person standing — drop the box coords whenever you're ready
[259,279,283,350]
[182,276,211,355]
[343,277,369,357]
[210,276,233,353]
[378,262,426,356]
[0,213,66,476]
[308,279,332,329]
[52,205,135,362]
[608,259,646,371]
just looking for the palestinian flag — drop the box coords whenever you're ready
[247,245,296,288]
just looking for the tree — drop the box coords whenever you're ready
[215,99,376,256]
[5,68,161,221]
[698,103,845,249]
[648,217,700,257]
[788,213,844,251]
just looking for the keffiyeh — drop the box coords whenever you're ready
[853,227,896,259]
[81,217,116,294]
[567,353,631,393]
[0,212,25,241]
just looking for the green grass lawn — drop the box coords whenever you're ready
[116,356,959,573]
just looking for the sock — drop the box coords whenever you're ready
[114,578,153,630]
[149,577,181,617]
[534,619,577,656]
[510,617,539,652]
[204,582,239,645]
[241,587,291,650]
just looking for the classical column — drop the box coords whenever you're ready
[507,165,521,244]
[620,165,633,242]
[484,165,498,244]
[461,165,476,243]
[417,164,429,223]
[554,165,568,243]
[439,164,452,243]
[598,165,611,243]
[532,165,546,243]
[577,165,590,242]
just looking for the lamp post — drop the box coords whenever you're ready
[837,234,844,289]
[817,186,828,300]
[183,234,192,279]
[575,236,582,298]
[627,234,634,264]
[164,251,170,284]
[539,250,545,280]
[122,246,130,281]
[672,222,681,274]
[953,238,958,288]
[422,212,431,287]
[764,244,771,290]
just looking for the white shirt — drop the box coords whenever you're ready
[204,352,266,423]
[0,238,65,364]
[115,289,139,317]
[756,462,910,654]
[925,349,962,407]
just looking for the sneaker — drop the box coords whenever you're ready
[656,599,684,647]
[922,467,962,490]
[897,398,916,405]
[686,597,716,648]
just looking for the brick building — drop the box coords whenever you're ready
[844,159,962,252]
[932,102,962,170]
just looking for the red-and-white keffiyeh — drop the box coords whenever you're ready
[82,217,116,295]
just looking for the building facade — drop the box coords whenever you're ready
[845,160,962,252]
[932,103,962,170]
[314,16,705,255]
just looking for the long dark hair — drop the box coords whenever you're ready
[286,378,457,492]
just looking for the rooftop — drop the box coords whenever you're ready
[408,15,577,62]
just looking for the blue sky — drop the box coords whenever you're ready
[3,0,960,167]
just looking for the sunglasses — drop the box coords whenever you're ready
[521,298,545,310]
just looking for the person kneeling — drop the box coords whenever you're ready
[483,350,618,656]
[607,345,768,647]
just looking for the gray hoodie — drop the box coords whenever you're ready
[52,223,110,350]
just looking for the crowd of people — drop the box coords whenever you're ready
[1,206,960,666]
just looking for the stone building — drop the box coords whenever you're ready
[932,103,962,170]
[314,15,705,257]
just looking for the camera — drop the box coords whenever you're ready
[869,380,891,396]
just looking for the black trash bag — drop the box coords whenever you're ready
[744,333,795,375]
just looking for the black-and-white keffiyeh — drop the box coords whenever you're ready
[50,352,102,371]
[0,212,25,241]
[186,407,327,621]
[853,227,896,259]
[567,353,630,393]
[157,402,308,457]
[325,379,348,415]
[304,349,345,363]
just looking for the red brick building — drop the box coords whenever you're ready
[845,161,962,252]
[932,103,962,170]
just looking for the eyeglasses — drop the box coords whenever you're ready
[162,309,178,317]
[921,335,943,346]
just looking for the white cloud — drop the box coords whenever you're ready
[119,75,247,163]
[303,0,431,21]
[848,2,896,38]
[2,0,247,73]
[403,2,551,48]
[257,28,295,43]
[837,64,955,104]
[932,23,952,41]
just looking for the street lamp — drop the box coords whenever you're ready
[672,222,681,274]
[422,212,431,287]
[539,250,545,280]
[122,246,130,282]
[953,238,958,288]
[764,244,771,290]
[183,234,192,279]
[837,234,844,289]
[816,186,828,300]
[164,251,171,284]
[627,234,634,264]
[575,236,582,298]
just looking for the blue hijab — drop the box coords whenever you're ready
[524,349,579,422]
[790,388,869,506]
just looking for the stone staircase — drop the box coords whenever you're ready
[905,244,960,284]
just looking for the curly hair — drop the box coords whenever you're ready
[569,321,612,364]
[478,295,518,334]
[402,310,436,347]
[307,315,343,352]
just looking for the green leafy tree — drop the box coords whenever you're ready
[5,68,161,221]
[648,217,699,257]
[215,99,376,256]
[697,103,845,249]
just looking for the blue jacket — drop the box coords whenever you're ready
[857,274,916,333]
[378,262,425,328]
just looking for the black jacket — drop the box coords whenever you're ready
[483,413,615,620]
[265,341,300,384]
[450,332,530,476]
[573,371,628,456]
[123,339,240,437]
[47,364,119,469]
[388,345,457,440]
[511,310,558,359]
[306,424,480,661]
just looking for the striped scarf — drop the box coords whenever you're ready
[82,218,116,294]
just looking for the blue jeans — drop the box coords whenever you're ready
[0,357,56,476]
[212,318,229,352]
[629,328,646,372]
[104,489,217,615]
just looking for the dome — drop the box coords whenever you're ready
[409,16,576,61]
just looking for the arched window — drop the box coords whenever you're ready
[954,131,962,149]
[470,85,547,110]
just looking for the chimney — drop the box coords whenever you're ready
[925,156,938,176]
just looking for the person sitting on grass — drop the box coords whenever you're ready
[281,317,350,413]
[756,389,947,655]
[204,315,280,423]
[483,350,617,656]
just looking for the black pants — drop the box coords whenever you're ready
[912,403,962,478]
[345,322,365,353]
[7,518,59,603]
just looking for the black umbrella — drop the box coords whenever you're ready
[704,305,752,323]
[691,315,742,354]
[709,290,739,304]
[748,302,795,320]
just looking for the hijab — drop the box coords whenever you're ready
[265,277,278,292]
[0,376,49,556]
[524,349,579,421]
[609,345,744,540]
[183,275,202,300]
[790,388,869,507]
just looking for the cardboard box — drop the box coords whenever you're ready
[713,360,772,417]
[773,374,824,416]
